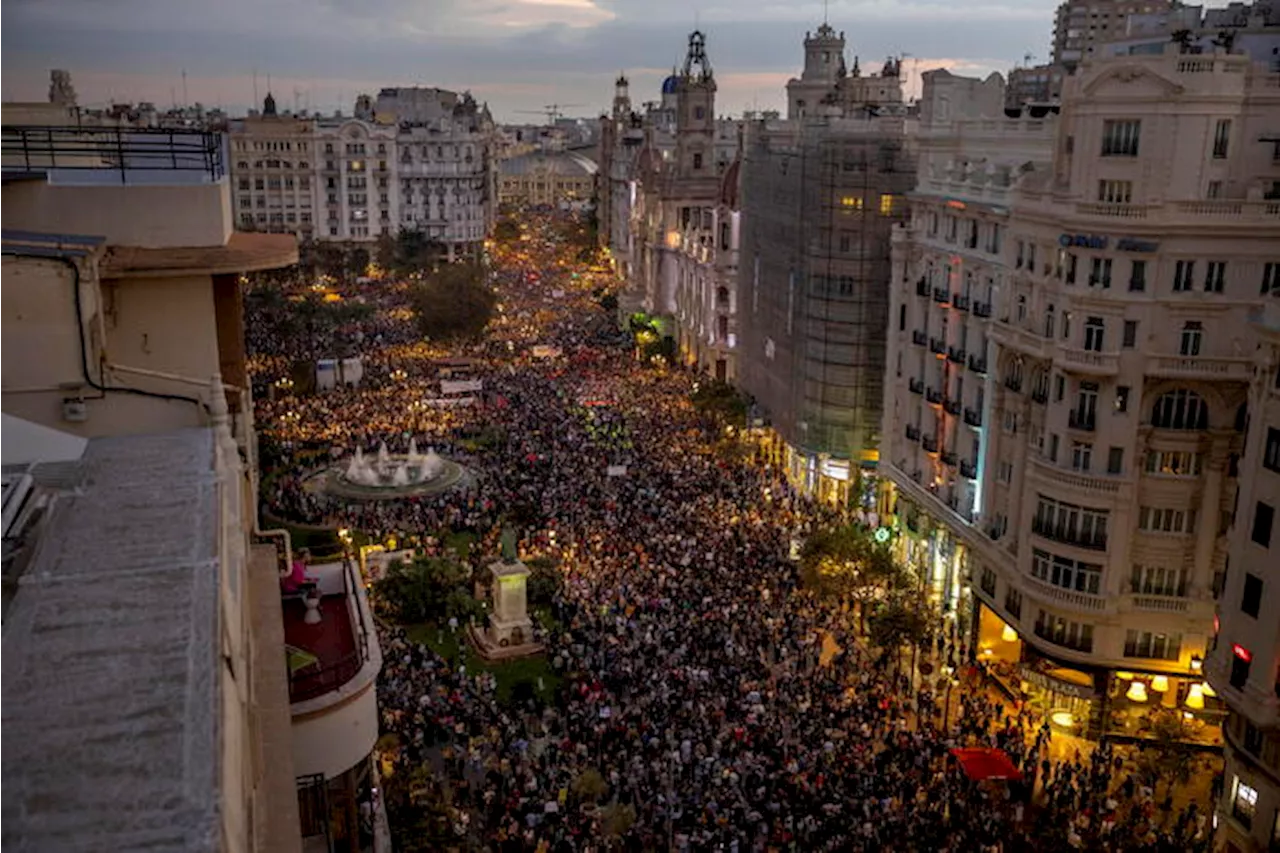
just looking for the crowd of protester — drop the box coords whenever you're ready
[252,214,1214,852]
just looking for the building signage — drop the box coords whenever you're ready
[1059,234,1108,250]
[1115,238,1159,253]
[1059,234,1159,253]
[1018,664,1097,700]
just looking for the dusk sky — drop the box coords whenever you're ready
[3,0,1063,122]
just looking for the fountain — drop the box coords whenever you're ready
[316,439,470,500]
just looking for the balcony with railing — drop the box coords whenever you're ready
[2,124,226,183]
[908,377,925,395]
[968,354,988,375]
[1026,573,1108,613]
[925,387,943,405]
[972,301,992,318]
[1030,457,1127,497]
[960,459,978,479]
[991,320,1053,359]
[963,407,983,428]
[915,278,930,297]
[922,435,939,454]
[1057,346,1119,376]
[943,398,961,416]
[905,424,921,442]
[929,337,947,356]
[912,329,928,347]
[947,346,967,365]
[1031,516,1108,552]
[941,450,958,467]
[284,557,379,706]
[932,287,951,305]
[1146,353,1253,381]
[953,293,971,311]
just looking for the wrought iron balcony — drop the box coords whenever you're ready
[1004,376,1023,393]
[963,407,983,427]
[912,330,928,346]
[905,424,921,441]
[947,346,966,364]
[972,301,993,318]
[932,287,950,304]
[968,354,987,375]
[929,337,947,355]
[953,293,971,311]
[908,378,925,395]
[916,278,930,297]
[1031,389,1049,404]
[960,460,978,479]
[922,436,940,453]
[925,387,943,405]
[941,450,958,466]
[943,398,961,416]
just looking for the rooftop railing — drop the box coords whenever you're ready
[2,125,226,182]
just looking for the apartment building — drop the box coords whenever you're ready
[1208,300,1280,853]
[1,124,388,851]
[882,69,1054,613]
[886,45,1280,742]
[1,124,302,851]
[1053,0,1178,70]
[228,88,496,258]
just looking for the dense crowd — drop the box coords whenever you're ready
[252,214,1214,852]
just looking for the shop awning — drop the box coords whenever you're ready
[950,747,1023,782]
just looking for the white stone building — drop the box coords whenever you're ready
[883,46,1280,741]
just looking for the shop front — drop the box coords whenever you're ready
[974,603,1225,747]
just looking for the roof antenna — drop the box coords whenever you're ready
[823,0,829,26]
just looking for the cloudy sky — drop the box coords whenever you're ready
[3,0,1062,122]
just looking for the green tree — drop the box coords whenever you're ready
[408,262,497,342]
[571,768,608,804]
[525,555,562,607]
[800,523,911,630]
[347,247,371,278]
[868,595,937,676]
[380,228,448,277]
[375,555,478,625]
[691,380,748,427]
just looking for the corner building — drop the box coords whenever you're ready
[886,46,1280,742]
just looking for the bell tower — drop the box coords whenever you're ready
[674,30,716,180]
[612,72,631,128]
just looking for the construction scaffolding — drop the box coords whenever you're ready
[738,115,915,470]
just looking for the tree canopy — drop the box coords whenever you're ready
[798,522,910,602]
[377,227,448,278]
[374,554,479,625]
[408,262,497,342]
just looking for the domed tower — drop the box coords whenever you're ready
[674,30,716,181]
[786,22,846,119]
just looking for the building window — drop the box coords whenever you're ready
[1173,260,1196,292]
[1128,259,1146,291]
[1084,317,1105,351]
[1137,506,1197,534]
[1097,180,1132,204]
[880,194,897,216]
[1033,495,1109,549]
[1101,119,1141,156]
[1265,428,1280,472]
[1005,588,1022,619]
[1231,777,1258,828]
[1032,548,1102,595]
[1121,321,1137,349]
[1123,629,1182,660]
[1252,503,1274,549]
[1089,257,1112,288]
[1204,261,1226,293]
[1130,564,1187,597]
[1151,390,1208,430]
[1034,610,1094,652]
[1206,180,1223,199]
[1241,572,1264,619]
[840,195,863,210]
[1179,321,1203,356]
[980,566,998,596]
[693,153,703,170]
[1115,385,1129,413]
[1107,447,1124,474]
[1071,441,1093,472]
[1262,262,1280,296]
[1145,450,1201,476]
[1212,119,1231,159]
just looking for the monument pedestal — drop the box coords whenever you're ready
[469,557,544,660]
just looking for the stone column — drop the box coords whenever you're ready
[1193,433,1231,589]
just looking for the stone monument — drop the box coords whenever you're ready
[469,526,543,659]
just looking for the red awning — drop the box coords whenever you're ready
[949,747,1023,782]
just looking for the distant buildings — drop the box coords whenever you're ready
[228,88,497,257]
[499,149,598,208]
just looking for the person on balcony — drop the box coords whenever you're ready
[281,548,318,596]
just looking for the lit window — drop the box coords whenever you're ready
[879,194,896,216]
[1231,777,1258,828]
[841,196,864,210]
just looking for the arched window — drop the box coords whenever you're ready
[1151,390,1208,430]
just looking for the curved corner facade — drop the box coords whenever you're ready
[884,51,1280,743]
